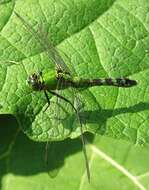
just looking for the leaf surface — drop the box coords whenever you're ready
[1,0,148,143]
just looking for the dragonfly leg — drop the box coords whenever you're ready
[43,90,51,112]
[49,90,77,113]
[38,72,51,112]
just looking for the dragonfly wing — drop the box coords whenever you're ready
[15,12,90,181]
[15,11,69,73]
[69,87,90,181]
[37,24,70,73]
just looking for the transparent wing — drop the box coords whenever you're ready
[14,11,69,73]
[15,12,90,181]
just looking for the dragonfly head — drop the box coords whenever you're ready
[27,73,43,91]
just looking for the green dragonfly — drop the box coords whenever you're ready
[14,11,137,182]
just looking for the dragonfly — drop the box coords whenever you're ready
[14,11,137,182]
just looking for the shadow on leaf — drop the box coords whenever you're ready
[0,101,148,184]
[0,115,94,183]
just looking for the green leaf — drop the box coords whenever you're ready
[1,1,149,188]
[1,115,149,189]
[0,0,149,144]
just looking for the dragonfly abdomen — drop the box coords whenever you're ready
[70,78,137,88]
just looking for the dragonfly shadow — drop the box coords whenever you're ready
[80,102,149,135]
[43,133,94,178]
[0,114,94,182]
[13,133,94,177]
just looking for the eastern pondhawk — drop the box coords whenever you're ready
[14,11,137,182]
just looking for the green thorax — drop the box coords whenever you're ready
[43,70,73,90]
[43,70,58,90]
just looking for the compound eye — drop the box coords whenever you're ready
[26,73,41,91]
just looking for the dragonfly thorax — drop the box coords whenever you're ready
[27,73,44,91]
